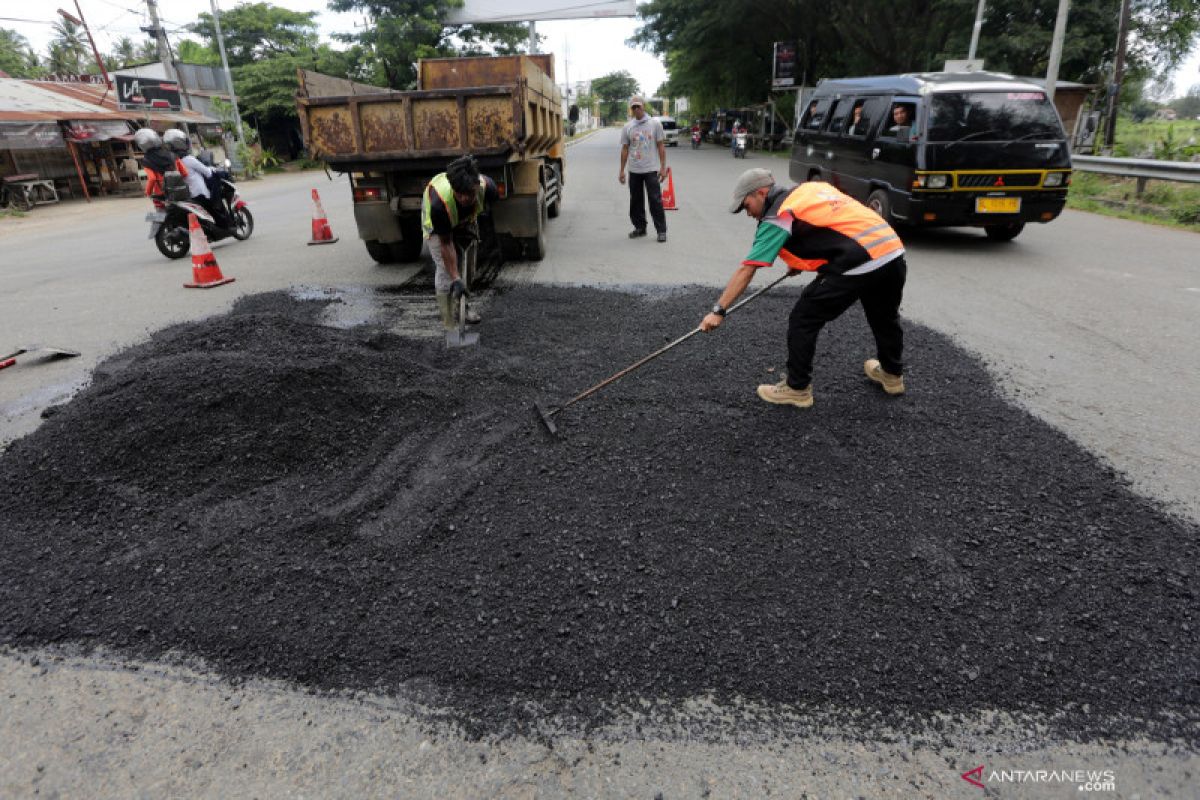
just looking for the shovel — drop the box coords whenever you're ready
[0,344,81,371]
[445,239,480,349]
[534,271,795,435]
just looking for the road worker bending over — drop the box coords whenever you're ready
[421,155,499,330]
[701,168,908,408]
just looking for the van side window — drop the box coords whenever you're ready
[826,99,850,134]
[880,102,917,138]
[847,97,886,137]
[801,98,832,130]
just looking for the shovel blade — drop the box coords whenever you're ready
[445,329,480,348]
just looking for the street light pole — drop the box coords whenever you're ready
[1044,0,1070,103]
[968,0,986,61]
[210,0,245,147]
[1103,0,1132,152]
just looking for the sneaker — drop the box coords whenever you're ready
[628,228,647,239]
[864,359,905,395]
[756,380,813,408]
[656,232,667,242]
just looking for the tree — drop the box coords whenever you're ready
[591,71,640,124]
[188,2,320,67]
[48,18,89,74]
[327,0,531,89]
[0,28,41,77]
[176,39,220,67]
[233,43,374,124]
[1170,84,1200,119]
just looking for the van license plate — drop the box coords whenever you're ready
[976,197,1020,213]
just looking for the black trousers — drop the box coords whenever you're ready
[786,256,907,389]
[628,171,666,234]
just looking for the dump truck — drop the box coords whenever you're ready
[296,55,564,268]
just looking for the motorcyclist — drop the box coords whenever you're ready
[163,128,230,229]
[134,128,188,199]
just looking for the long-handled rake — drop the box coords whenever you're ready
[534,271,794,435]
[0,344,81,372]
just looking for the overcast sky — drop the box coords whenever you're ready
[2,1,1197,97]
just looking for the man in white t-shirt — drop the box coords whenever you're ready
[618,95,668,242]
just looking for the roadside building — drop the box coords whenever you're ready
[0,75,217,203]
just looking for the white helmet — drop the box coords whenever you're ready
[162,128,190,154]
[133,128,162,152]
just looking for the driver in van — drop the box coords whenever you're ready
[886,104,914,134]
[700,167,908,409]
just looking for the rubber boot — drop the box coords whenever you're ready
[435,292,455,331]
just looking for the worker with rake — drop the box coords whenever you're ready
[701,168,908,408]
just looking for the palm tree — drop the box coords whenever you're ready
[1,28,41,77]
[109,36,137,69]
[49,19,88,74]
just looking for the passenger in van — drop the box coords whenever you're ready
[804,101,822,129]
[885,104,914,135]
[699,168,908,408]
[848,102,868,135]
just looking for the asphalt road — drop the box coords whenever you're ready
[1,130,1197,797]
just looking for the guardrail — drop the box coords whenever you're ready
[1072,155,1200,195]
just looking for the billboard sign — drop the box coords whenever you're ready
[116,75,182,112]
[772,41,798,88]
[445,0,636,22]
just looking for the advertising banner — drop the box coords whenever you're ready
[0,122,66,150]
[116,75,182,111]
[772,41,798,88]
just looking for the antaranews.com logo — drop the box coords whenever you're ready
[961,765,1117,792]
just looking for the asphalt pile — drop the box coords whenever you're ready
[1,285,1195,742]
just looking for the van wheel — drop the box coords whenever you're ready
[984,222,1025,242]
[867,189,893,223]
[807,170,822,183]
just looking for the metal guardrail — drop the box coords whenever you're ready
[1072,155,1200,185]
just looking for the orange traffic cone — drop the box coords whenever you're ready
[308,188,339,245]
[184,213,235,289]
[661,167,677,211]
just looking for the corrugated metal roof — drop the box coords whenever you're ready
[0,79,217,125]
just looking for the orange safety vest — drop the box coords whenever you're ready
[774,183,904,274]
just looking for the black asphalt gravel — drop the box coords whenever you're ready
[0,285,1195,742]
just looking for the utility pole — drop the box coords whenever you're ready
[210,0,245,147]
[143,0,177,82]
[1103,0,1132,152]
[528,21,537,54]
[1044,0,1070,103]
[968,0,986,61]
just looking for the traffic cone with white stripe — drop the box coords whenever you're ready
[308,188,339,245]
[661,167,677,211]
[184,213,235,289]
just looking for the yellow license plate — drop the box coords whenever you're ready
[976,197,1021,213]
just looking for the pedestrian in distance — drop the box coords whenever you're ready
[700,168,908,409]
[421,155,499,330]
[618,95,668,243]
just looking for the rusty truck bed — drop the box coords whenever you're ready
[297,57,563,166]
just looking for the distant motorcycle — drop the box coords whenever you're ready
[147,163,253,259]
[691,129,701,149]
[733,131,747,158]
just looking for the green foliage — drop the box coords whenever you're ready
[1170,85,1200,119]
[176,39,220,67]
[1067,171,1200,232]
[233,44,374,123]
[327,1,531,89]
[634,1,1200,120]
[0,28,42,78]
[188,3,320,67]
[591,71,640,123]
[48,19,88,74]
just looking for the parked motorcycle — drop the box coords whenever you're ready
[733,131,747,158]
[147,163,253,259]
[691,129,701,149]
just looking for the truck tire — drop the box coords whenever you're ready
[364,240,401,263]
[527,189,547,261]
[398,216,423,262]
[984,222,1025,242]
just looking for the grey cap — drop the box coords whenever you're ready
[729,167,775,213]
[629,95,645,107]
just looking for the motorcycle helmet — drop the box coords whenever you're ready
[162,128,190,154]
[133,128,163,152]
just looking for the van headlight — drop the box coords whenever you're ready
[916,173,950,189]
[1043,172,1064,187]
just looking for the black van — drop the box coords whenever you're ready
[790,71,1072,241]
